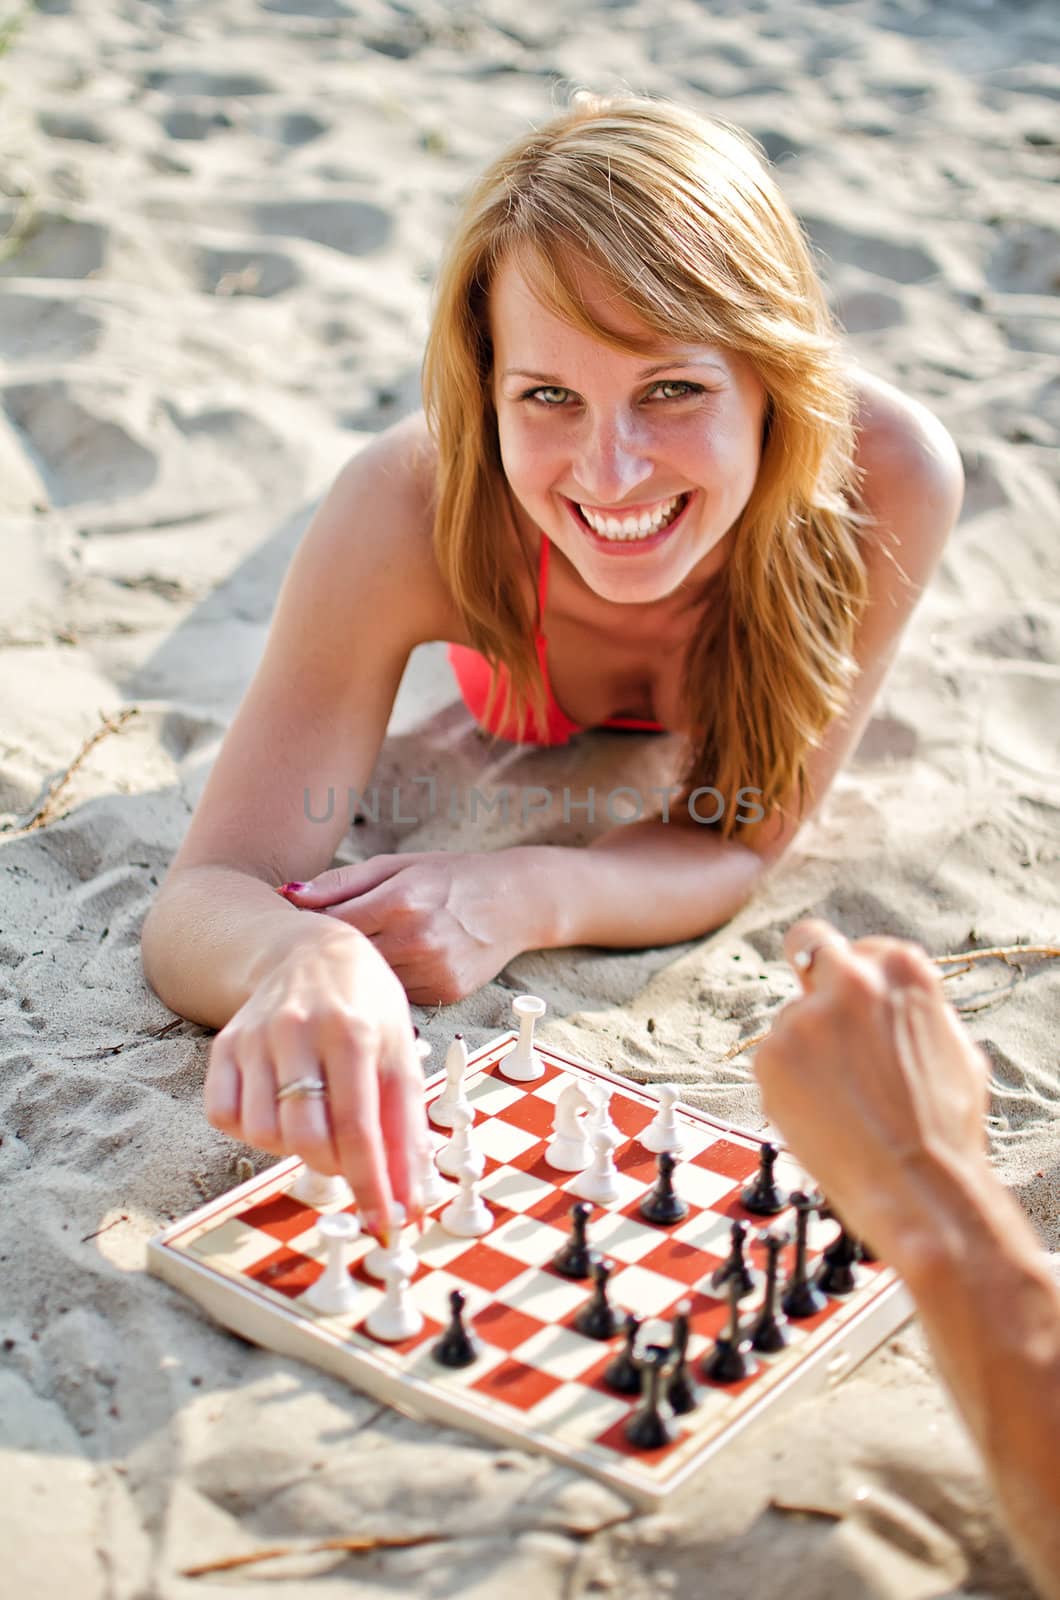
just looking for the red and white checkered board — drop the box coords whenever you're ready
[149,1030,913,1508]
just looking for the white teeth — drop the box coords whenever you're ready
[578,495,684,540]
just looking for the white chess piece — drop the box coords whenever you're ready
[569,1127,622,1205]
[365,1261,423,1342]
[418,1140,458,1209]
[289,1166,352,1209]
[640,1084,686,1154]
[440,1162,493,1238]
[587,1084,620,1144]
[303,1212,361,1315]
[546,1079,595,1171]
[363,1203,418,1282]
[428,1034,471,1129]
[436,1104,485,1181]
[501,994,546,1082]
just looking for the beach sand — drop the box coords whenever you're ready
[1,0,1058,1593]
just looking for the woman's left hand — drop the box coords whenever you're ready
[276,850,543,1005]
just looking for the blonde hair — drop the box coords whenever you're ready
[422,93,871,840]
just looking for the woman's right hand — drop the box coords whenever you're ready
[203,926,429,1236]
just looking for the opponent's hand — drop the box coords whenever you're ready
[276,850,534,1004]
[203,926,429,1236]
[753,917,990,1252]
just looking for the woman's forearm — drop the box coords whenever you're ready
[141,864,365,1029]
[878,1162,1060,1599]
[527,822,767,950]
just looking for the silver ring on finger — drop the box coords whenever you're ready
[275,1074,328,1104]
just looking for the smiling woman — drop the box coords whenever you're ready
[424,95,875,841]
[143,90,963,1233]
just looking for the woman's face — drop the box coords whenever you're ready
[490,253,769,607]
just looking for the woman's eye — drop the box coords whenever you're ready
[530,387,570,406]
[652,381,699,400]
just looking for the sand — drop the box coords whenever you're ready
[1,0,1058,1593]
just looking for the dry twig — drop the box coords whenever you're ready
[718,943,1059,1062]
[2,707,140,838]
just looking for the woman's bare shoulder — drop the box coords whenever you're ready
[323,410,465,644]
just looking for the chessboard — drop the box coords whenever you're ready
[148,1015,914,1509]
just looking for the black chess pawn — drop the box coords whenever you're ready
[431,1289,480,1368]
[550,1201,597,1279]
[816,1221,861,1296]
[574,1256,619,1340]
[702,1272,758,1384]
[750,1229,791,1353]
[624,1344,679,1451]
[780,1191,828,1319]
[664,1299,701,1414]
[639,1150,689,1226]
[710,1219,760,1298]
[741,1141,788,1215]
[604,1312,642,1395]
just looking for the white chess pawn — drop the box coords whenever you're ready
[587,1084,620,1144]
[303,1212,361,1315]
[436,1104,485,1181]
[418,1140,458,1209]
[570,1127,622,1205]
[363,1203,418,1282]
[440,1163,493,1238]
[289,1166,352,1209]
[546,1079,595,1171]
[501,994,546,1082]
[428,1034,471,1129]
[640,1084,686,1154]
[365,1260,423,1343]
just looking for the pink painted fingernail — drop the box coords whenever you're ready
[277,881,307,895]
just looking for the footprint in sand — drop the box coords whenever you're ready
[251,198,392,255]
[143,68,275,97]
[0,212,108,280]
[0,294,101,361]
[833,285,908,336]
[38,110,108,144]
[261,0,354,15]
[195,246,301,297]
[959,449,1011,522]
[803,216,940,286]
[986,223,1060,296]
[160,106,235,141]
[2,381,156,507]
[250,109,329,147]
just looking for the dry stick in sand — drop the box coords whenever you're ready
[720,944,1060,1062]
[2,707,140,838]
[181,1513,634,1578]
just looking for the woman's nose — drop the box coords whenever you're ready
[572,413,654,505]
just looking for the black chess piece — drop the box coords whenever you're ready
[624,1344,679,1450]
[702,1273,758,1383]
[664,1299,701,1414]
[604,1312,642,1395]
[780,1191,828,1319]
[741,1141,788,1215]
[855,1235,878,1264]
[750,1229,791,1353]
[816,1221,861,1296]
[431,1289,480,1368]
[573,1256,619,1340]
[638,1150,689,1225]
[710,1219,760,1297]
[550,1201,597,1279]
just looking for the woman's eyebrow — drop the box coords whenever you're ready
[502,358,728,381]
